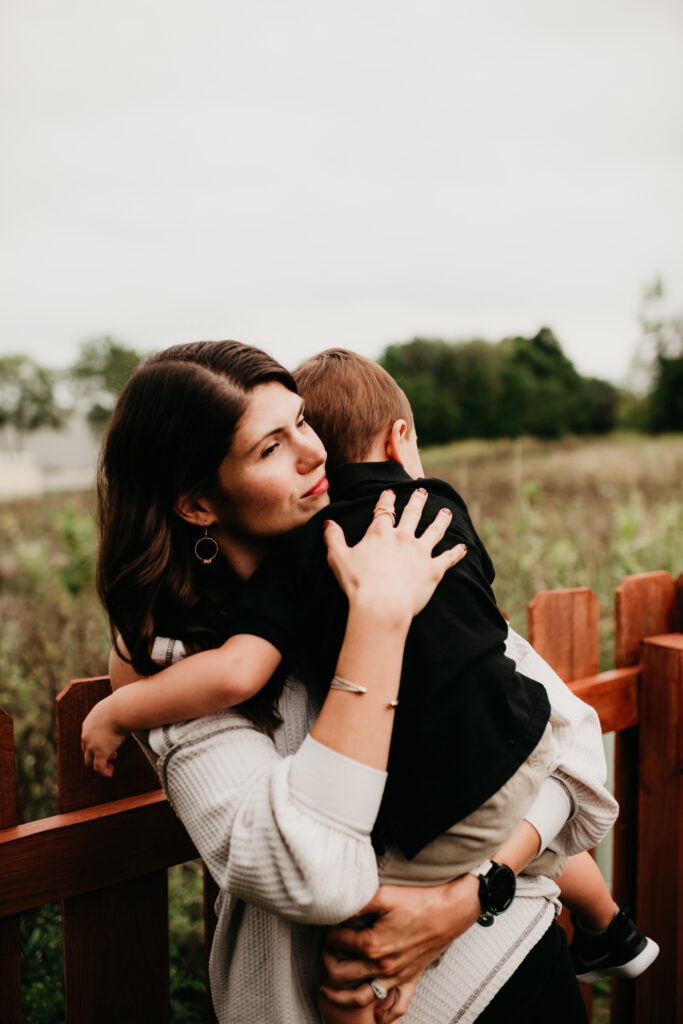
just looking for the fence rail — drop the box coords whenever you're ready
[1,570,681,1023]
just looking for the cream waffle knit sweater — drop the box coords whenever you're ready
[143,627,616,1024]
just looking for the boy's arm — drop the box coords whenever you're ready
[82,634,282,776]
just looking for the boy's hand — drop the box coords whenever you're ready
[81,694,129,776]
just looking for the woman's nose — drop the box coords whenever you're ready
[298,430,326,469]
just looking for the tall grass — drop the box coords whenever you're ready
[423,432,683,666]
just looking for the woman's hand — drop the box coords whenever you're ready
[81,693,128,776]
[318,875,481,1013]
[324,488,466,628]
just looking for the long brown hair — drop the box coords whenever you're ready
[97,341,296,728]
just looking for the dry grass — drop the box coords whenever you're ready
[422,432,683,665]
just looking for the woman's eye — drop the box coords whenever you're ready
[261,442,279,459]
[297,416,308,430]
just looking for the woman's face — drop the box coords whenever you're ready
[210,381,329,542]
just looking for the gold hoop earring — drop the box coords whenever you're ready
[194,527,219,565]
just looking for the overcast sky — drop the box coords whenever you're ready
[2,0,681,385]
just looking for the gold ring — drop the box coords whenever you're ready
[372,507,396,525]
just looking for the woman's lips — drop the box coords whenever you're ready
[303,475,329,498]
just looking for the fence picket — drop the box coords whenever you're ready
[612,571,677,1024]
[527,587,601,1018]
[636,635,683,1023]
[56,678,171,1024]
[614,571,676,669]
[56,677,159,812]
[0,708,21,1024]
[527,587,600,681]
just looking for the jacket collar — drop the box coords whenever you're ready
[329,461,413,501]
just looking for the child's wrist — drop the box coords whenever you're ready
[107,690,131,733]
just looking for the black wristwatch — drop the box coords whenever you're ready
[469,859,516,927]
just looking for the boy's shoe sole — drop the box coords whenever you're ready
[575,936,660,983]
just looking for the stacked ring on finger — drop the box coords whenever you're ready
[372,506,396,526]
[370,979,389,1000]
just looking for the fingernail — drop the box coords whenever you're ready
[323,520,331,529]
[441,507,452,516]
[417,487,427,495]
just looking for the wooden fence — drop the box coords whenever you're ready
[1,570,681,1023]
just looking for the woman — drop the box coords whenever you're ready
[97,341,591,1023]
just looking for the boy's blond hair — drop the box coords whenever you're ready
[294,348,414,471]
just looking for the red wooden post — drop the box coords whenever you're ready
[613,571,677,1024]
[635,635,683,1024]
[56,678,171,1024]
[0,707,21,1024]
[528,588,600,682]
[528,587,600,1019]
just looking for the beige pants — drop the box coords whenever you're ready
[377,723,566,885]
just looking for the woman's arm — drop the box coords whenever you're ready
[318,818,544,1013]
[505,626,619,853]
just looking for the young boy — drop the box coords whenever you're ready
[82,348,658,1015]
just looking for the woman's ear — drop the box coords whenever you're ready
[174,494,217,528]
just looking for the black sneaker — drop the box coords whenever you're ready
[570,907,660,983]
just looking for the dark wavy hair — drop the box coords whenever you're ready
[97,341,296,729]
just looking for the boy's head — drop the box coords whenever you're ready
[294,348,421,475]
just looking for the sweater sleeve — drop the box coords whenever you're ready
[505,627,619,855]
[144,640,386,926]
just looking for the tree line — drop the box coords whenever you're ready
[1,307,681,450]
[379,323,682,445]
[380,328,621,445]
[0,337,141,448]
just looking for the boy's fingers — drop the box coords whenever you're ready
[394,488,427,535]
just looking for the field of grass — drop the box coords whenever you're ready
[423,432,683,666]
[1,431,681,1021]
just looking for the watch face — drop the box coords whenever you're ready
[489,865,515,913]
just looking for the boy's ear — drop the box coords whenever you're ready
[385,420,411,464]
[174,494,217,528]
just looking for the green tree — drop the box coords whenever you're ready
[0,355,68,449]
[381,329,617,443]
[70,336,143,434]
[638,279,683,432]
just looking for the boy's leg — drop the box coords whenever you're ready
[557,850,615,929]
[558,852,659,982]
